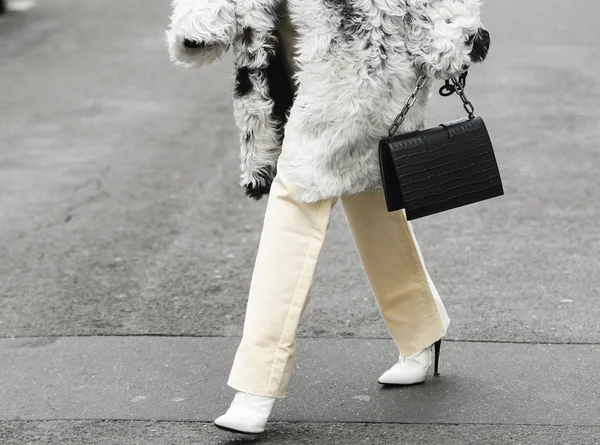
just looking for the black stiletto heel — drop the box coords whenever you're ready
[433,339,442,377]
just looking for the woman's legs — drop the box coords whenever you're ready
[227,0,446,399]
[340,189,450,356]
[228,170,338,398]
[228,178,449,400]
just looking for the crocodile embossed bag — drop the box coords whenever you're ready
[379,74,504,220]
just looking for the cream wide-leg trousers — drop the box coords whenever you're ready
[227,0,449,399]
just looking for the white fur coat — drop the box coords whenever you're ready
[167,0,488,202]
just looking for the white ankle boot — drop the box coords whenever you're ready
[378,340,442,385]
[214,391,275,435]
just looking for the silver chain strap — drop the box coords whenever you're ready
[387,75,428,138]
[450,76,475,118]
[387,74,476,138]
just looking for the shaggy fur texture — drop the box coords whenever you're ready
[166,0,237,67]
[403,0,484,79]
[231,0,293,199]
[167,0,488,202]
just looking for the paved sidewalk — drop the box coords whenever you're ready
[1,0,599,444]
[1,337,600,425]
[2,337,600,443]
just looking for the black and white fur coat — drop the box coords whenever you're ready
[167,0,490,202]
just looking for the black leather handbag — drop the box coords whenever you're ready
[379,75,504,220]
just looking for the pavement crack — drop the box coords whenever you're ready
[2,420,599,429]
[0,334,598,347]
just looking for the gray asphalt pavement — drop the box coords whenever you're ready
[4,422,599,445]
[2,337,600,425]
[1,0,599,443]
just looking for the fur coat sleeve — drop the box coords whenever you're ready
[403,0,485,79]
[166,0,289,201]
[166,0,237,67]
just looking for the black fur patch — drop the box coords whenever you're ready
[234,67,253,98]
[244,182,271,200]
[242,27,254,46]
[244,166,276,200]
[322,0,369,41]
[266,29,295,144]
[468,28,490,63]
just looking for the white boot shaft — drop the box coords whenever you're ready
[214,391,275,434]
[378,345,435,385]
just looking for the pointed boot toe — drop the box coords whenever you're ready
[213,391,275,435]
[214,413,264,435]
[377,361,428,385]
[378,340,443,386]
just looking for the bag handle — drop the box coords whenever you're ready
[387,72,476,138]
